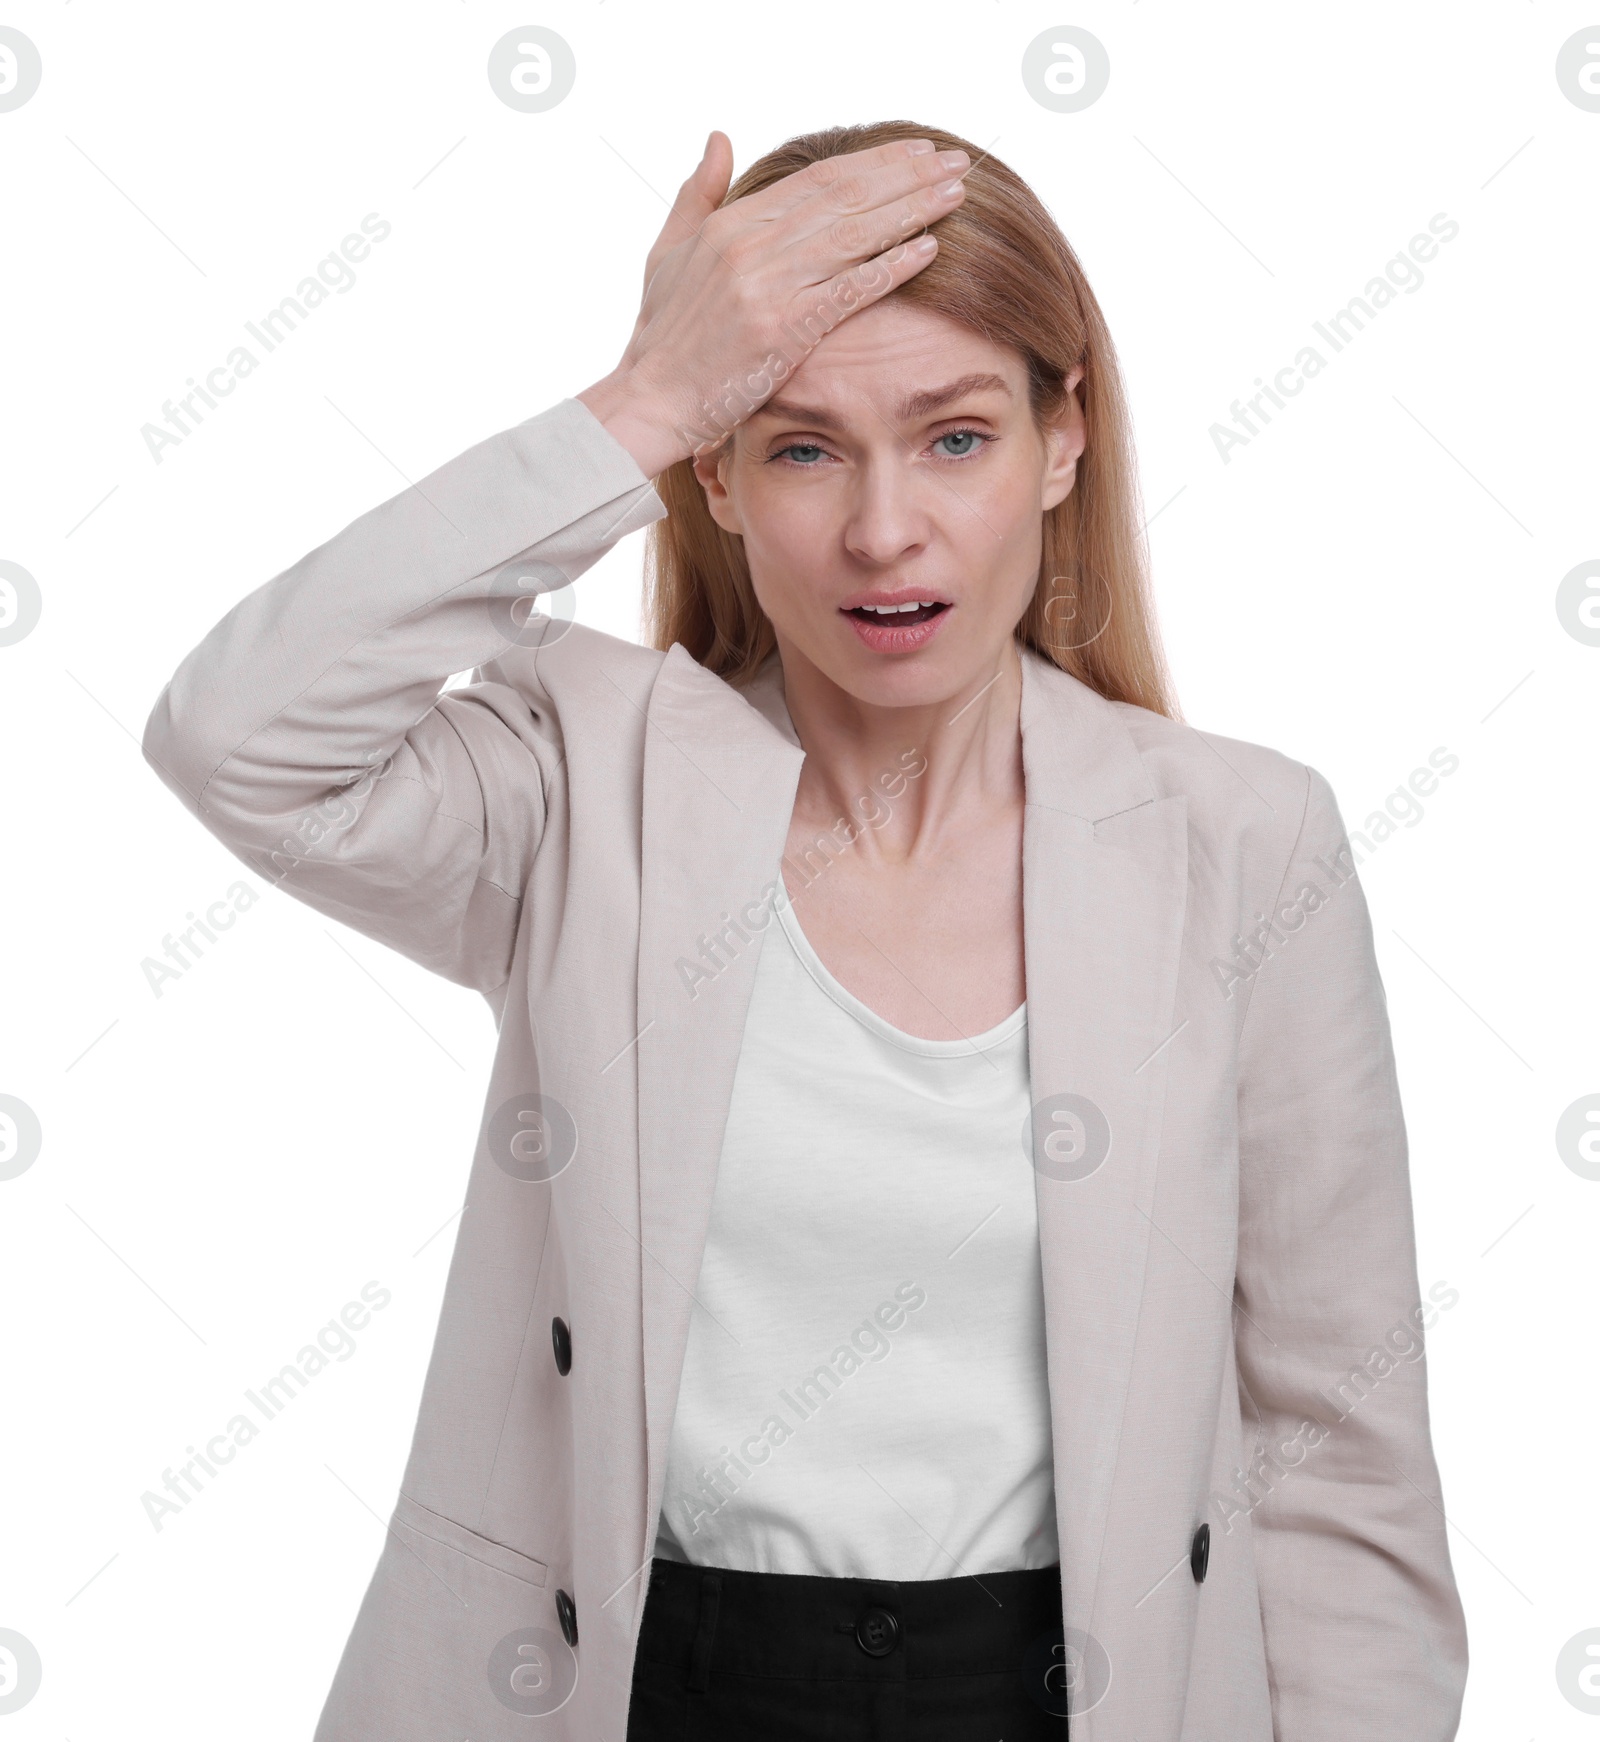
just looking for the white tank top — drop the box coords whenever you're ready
[652,876,1059,1579]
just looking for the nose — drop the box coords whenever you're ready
[841,455,934,569]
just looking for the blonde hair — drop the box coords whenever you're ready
[643,119,1179,720]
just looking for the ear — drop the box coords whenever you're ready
[1039,363,1087,513]
[691,442,743,536]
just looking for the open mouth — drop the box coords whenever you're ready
[843,601,951,627]
[839,596,955,654]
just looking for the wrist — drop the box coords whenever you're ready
[575,368,693,480]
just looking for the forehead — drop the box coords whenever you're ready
[773,301,1026,410]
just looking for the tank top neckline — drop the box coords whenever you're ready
[771,877,1027,1060]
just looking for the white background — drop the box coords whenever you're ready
[1,2,1596,1735]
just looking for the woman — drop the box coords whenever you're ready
[143,121,1468,1740]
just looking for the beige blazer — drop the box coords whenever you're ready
[142,396,1468,1740]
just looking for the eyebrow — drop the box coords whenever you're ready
[754,372,1013,430]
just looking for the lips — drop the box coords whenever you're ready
[840,597,953,653]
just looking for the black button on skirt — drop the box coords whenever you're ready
[625,1556,1072,1740]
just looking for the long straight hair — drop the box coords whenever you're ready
[643,120,1180,720]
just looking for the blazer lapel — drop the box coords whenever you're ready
[1018,649,1189,1664]
[634,644,805,1585]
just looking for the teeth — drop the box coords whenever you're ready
[859,601,934,614]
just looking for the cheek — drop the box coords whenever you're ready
[986,459,1052,537]
[737,485,816,563]
[957,476,1046,608]
[739,499,836,630]
[736,478,842,583]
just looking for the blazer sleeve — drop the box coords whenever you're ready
[141,397,667,995]
[1232,763,1469,1740]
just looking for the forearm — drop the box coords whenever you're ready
[143,396,662,844]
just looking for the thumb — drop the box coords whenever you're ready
[648,130,733,264]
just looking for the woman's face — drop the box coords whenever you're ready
[693,301,1085,711]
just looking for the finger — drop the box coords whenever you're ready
[790,232,942,342]
[749,136,965,224]
[786,173,966,282]
[643,131,733,279]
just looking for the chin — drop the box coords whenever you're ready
[824,644,998,713]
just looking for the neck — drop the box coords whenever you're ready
[773,636,1026,864]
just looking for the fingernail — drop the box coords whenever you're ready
[938,149,970,171]
[907,139,935,156]
[936,179,964,199]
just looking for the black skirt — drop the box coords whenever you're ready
[625,1555,1072,1740]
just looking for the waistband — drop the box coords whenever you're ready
[635,1555,1065,1685]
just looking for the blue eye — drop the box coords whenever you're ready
[768,429,991,466]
